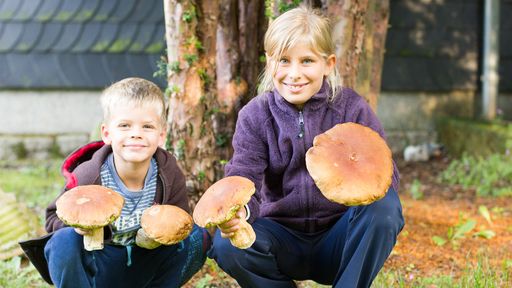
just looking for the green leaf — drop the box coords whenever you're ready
[432,235,447,246]
[452,219,476,240]
[473,229,496,239]
[478,205,493,224]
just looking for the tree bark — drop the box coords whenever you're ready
[163,0,265,201]
[325,0,389,111]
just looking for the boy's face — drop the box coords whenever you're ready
[271,43,335,108]
[101,103,166,167]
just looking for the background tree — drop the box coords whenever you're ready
[163,0,390,202]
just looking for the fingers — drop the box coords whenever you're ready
[218,209,245,238]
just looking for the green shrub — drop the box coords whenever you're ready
[439,153,512,197]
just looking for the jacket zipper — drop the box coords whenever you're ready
[298,110,305,138]
[298,109,311,231]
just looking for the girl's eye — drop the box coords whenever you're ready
[143,124,155,129]
[118,123,129,128]
[302,58,313,64]
[279,58,289,64]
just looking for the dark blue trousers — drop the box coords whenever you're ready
[44,224,209,288]
[209,188,404,288]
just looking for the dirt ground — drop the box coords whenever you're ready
[385,156,512,279]
[185,156,512,287]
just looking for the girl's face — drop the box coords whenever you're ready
[272,43,335,108]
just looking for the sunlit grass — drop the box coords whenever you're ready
[0,158,63,212]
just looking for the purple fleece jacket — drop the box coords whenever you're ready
[225,82,399,233]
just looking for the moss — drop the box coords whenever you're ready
[107,39,131,53]
[94,14,108,21]
[129,42,143,52]
[436,117,512,157]
[11,142,28,159]
[144,42,164,54]
[36,13,53,22]
[55,11,73,22]
[75,10,94,21]
[0,11,14,20]
[91,41,110,52]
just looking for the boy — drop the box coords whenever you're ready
[21,77,210,288]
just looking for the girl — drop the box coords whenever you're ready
[208,6,404,288]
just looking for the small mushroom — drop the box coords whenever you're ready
[56,185,124,251]
[305,122,393,206]
[193,176,256,249]
[136,205,193,249]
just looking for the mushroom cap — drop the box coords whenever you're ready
[56,185,124,229]
[193,176,255,227]
[140,205,193,245]
[305,122,393,206]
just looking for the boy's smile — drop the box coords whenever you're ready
[272,42,335,108]
[101,103,166,168]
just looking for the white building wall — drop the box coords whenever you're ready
[0,91,102,160]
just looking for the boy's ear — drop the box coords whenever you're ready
[324,54,337,76]
[100,123,112,144]
[158,123,168,148]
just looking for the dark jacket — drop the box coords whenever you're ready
[19,141,189,284]
[225,83,399,234]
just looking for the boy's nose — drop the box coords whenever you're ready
[130,127,143,138]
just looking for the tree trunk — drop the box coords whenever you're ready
[325,0,390,111]
[163,0,388,200]
[163,0,265,201]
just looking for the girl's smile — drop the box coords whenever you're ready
[272,42,335,108]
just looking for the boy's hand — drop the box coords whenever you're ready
[74,228,93,236]
[218,209,246,238]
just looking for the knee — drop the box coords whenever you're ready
[45,227,83,262]
[208,230,244,269]
[360,188,404,233]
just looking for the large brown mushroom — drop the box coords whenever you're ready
[305,122,393,206]
[135,205,193,249]
[56,185,124,251]
[193,176,255,249]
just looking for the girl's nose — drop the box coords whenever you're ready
[287,63,301,81]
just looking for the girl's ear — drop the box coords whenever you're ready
[324,54,337,76]
[100,123,112,144]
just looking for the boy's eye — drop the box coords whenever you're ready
[143,124,155,129]
[302,58,313,64]
[118,123,129,128]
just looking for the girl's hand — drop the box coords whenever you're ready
[74,228,93,236]
[218,209,247,238]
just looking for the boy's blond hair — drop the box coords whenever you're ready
[258,6,341,99]
[100,77,167,125]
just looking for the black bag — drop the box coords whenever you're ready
[18,233,54,285]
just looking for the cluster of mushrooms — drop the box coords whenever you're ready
[56,122,393,251]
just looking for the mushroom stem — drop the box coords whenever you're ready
[135,228,161,249]
[84,228,104,251]
[228,218,256,249]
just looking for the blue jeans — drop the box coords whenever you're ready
[45,224,210,288]
[209,188,404,288]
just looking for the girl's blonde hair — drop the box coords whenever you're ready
[258,6,341,99]
[100,77,167,125]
